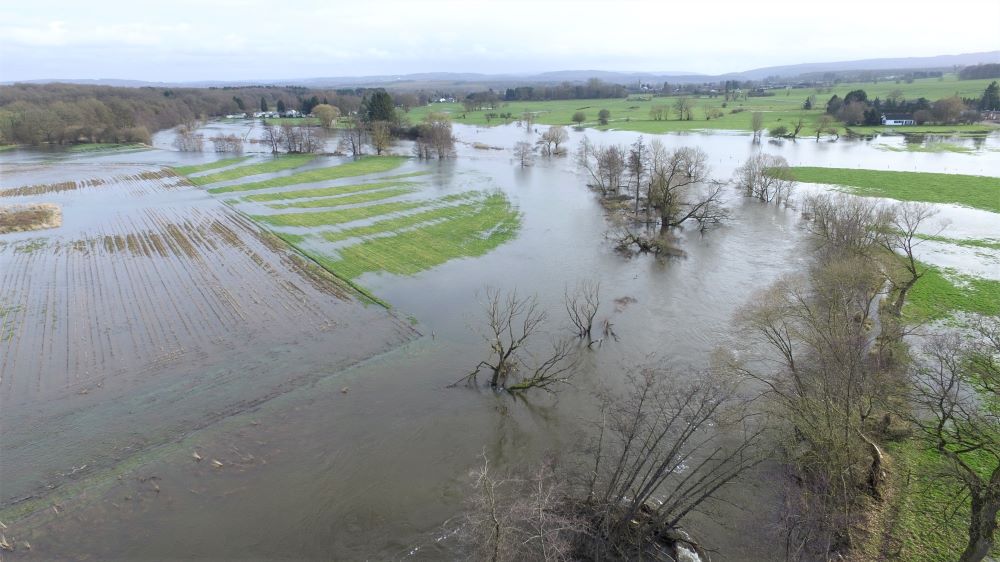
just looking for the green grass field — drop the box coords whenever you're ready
[267,186,417,209]
[913,233,1000,251]
[67,143,148,152]
[406,75,998,135]
[254,200,426,227]
[184,154,317,186]
[887,441,999,561]
[242,179,422,203]
[906,263,1000,321]
[207,156,409,194]
[787,167,1000,213]
[321,198,484,243]
[317,192,519,279]
[172,156,253,176]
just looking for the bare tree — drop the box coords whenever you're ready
[733,153,797,203]
[260,123,284,154]
[522,112,536,130]
[414,112,455,160]
[210,134,243,153]
[576,137,626,197]
[627,136,647,215]
[451,288,576,393]
[877,202,937,317]
[672,97,693,121]
[564,280,600,342]
[648,105,667,121]
[751,112,764,143]
[815,114,837,140]
[369,120,393,155]
[538,125,568,156]
[647,146,725,232]
[582,368,766,560]
[340,117,366,157]
[461,453,582,562]
[173,125,204,152]
[910,320,1000,562]
[513,141,534,167]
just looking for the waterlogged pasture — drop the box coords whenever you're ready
[2,120,998,560]
[0,162,416,521]
[179,153,522,285]
[789,166,1000,213]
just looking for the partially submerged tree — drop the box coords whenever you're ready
[751,112,764,143]
[513,141,534,167]
[564,280,600,342]
[538,125,568,156]
[414,112,455,159]
[646,146,725,232]
[733,153,796,203]
[581,368,766,560]
[452,288,576,394]
[369,120,393,155]
[572,111,586,127]
[340,117,366,157]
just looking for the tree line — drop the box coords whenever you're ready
[0,83,365,146]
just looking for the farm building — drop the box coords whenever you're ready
[881,113,915,126]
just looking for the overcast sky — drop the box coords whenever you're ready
[1,0,998,82]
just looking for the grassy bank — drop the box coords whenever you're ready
[207,156,409,194]
[788,167,1000,213]
[186,154,317,186]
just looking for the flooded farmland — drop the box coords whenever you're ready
[1,122,998,560]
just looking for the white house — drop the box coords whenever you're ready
[881,114,915,126]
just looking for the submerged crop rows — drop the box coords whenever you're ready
[178,155,521,285]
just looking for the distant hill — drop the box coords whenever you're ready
[6,51,997,89]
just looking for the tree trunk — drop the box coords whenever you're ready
[960,488,998,562]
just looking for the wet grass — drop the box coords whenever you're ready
[172,156,253,176]
[878,142,977,154]
[321,198,485,243]
[788,167,1000,213]
[913,233,1000,251]
[241,177,423,203]
[268,186,417,209]
[254,200,425,228]
[321,192,519,279]
[66,143,148,153]
[187,154,317,186]
[906,263,1000,321]
[207,156,409,194]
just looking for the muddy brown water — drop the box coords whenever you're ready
[0,124,997,560]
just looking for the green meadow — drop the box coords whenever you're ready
[787,167,1000,213]
[406,75,998,135]
[206,156,409,193]
[172,155,253,176]
[186,154,317,186]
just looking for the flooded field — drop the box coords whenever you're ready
[0,122,997,560]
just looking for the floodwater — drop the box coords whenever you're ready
[0,122,997,560]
